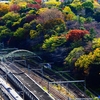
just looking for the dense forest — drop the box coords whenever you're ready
[0,0,100,96]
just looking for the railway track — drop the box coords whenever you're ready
[14,60,89,99]
[21,67,69,100]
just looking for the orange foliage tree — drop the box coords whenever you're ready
[66,29,90,42]
[0,3,9,17]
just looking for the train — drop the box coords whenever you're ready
[0,77,23,100]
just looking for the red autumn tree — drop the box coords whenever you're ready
[27,3,41,10]
[34,0,41,4]
[66,29,90,42]
[9,4,20,13]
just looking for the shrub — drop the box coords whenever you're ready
[0,26,13,42]
[30,20,38,30]
[42,36,66,52]
[23,23,32,30]
[30,30,39,39]
[65,47,85,66]
[14,28,25,38]
[9,4,20,12]
[92,38,100,50]
[43,18,65,31]
[66,29,90,42]
[0,3,9,16]
[27,3,41,10]
[75,48,100,70]
[37,8,64,24]
[44,0,61,6]
[2,12,20,22]
[82,1,94,9]
[75,52,94,70]
[25,14,37,23]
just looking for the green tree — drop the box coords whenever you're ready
[2,12,20,22]
[14,28,25,38]
[29,30,39,39]
[82,1,94,9]
[23,23,32,30]
[65,47,85,67]
[42,36,66,52]
[0,26,13,43]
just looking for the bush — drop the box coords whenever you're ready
[82,1,94,9]
[43,18,65,33]
[0,3,9,16]
[44,0,61,6]
[9,4,20,12]
[0,26,13,42]
[66,29,90,42]
[42,36,66,52]
[2,12,20,22]
[37,8,64,24]
[14,28,25,38]
[92,38,100,50]
[65,47,85,66]
[30,30,39,39]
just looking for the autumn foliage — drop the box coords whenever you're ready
[9,4,21,12]
[0,3,9,16]
[66,29,90,42]
[27,3,41,10]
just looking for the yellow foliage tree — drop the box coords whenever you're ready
[63,6,75,21]
[75,48,100,70]
[45,0,61,6]
[92,38,100,50]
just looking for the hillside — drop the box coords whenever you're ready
[0,0,100,98]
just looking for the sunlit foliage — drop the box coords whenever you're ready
[75,52,94,70]
[66,29,90,42]
[0,3,9,16]
[45,0,61,6]
[14,28,25,38]
[42,36,66,52]
[70,0,82,13]
[30,30,39,39]
[63,6,75,21]
[65,47,85,66]
[2,12,20,22]
[75,48,100,70]
[92,38,100,50]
